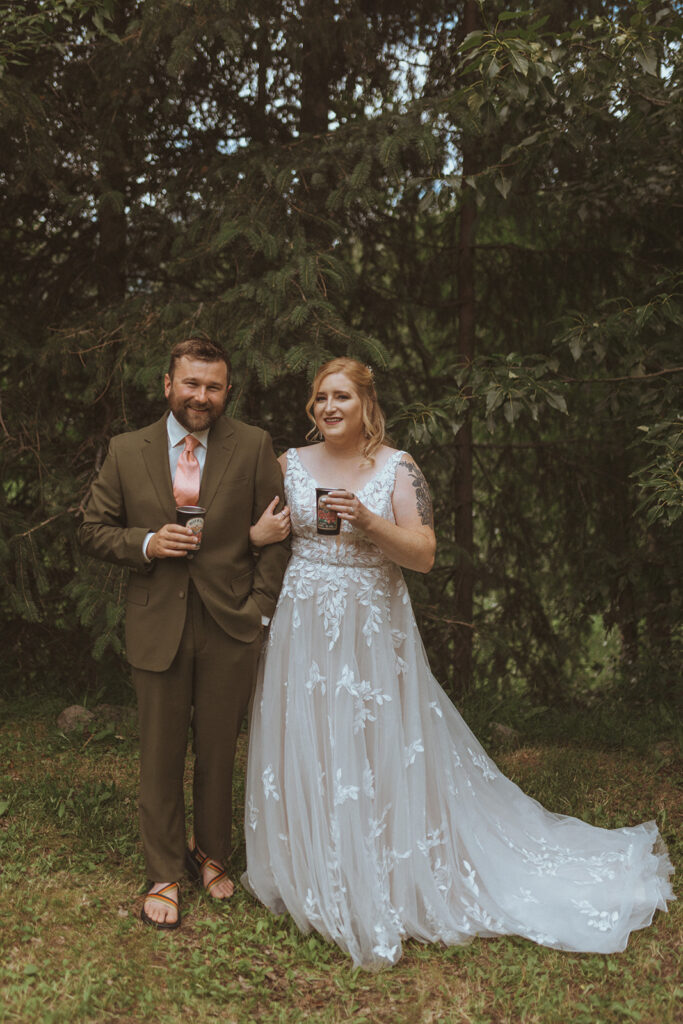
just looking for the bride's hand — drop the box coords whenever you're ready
[322,490,373,530]
[250,497,291,548]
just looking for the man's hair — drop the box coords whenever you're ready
[168,337,232,381]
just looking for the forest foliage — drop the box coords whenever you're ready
[1,0,681,706]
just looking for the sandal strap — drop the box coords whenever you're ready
[189,838,230,892]
[145,883,178,909]
[202,857,225,876]
[188,837,209,870]
[205,867,229,894]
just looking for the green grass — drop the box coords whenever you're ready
[0,694,679,1024]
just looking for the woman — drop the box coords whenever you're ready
[243,357,673,970]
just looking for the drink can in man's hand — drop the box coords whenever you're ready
[176,505,207,549]
[315,488,341,535]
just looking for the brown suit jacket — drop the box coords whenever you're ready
[78,413,290,671]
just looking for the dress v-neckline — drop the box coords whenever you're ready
[290,447,402,497]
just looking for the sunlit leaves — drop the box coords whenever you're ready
[633,419,683,527]
[0,0,119,70]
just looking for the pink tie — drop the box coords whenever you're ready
[173,435,201,506]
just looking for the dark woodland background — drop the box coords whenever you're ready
[1,0,681,722]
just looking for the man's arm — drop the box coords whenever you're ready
[249,431,290,617]
[78,438,151,570]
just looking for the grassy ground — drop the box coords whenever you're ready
[0,694,679,1024]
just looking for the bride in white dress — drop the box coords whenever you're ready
[243,357,673,970]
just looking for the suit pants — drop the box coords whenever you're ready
[132,582,261,881]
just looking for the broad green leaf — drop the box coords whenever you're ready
[495,176,512,199]
[485,388,505,414]
[545,392,568,414]
[504,399,519,424]
[509,50,529,76]
[459,30,484,53]
[498,10,531,22]
[487,56,501,79]
[636,46,658,77]
[91,727,115,743]
[467,90,485,114]
[569,336,584,361]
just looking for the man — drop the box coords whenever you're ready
[79,338,289,929]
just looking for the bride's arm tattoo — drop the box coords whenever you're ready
[400,459,434,527]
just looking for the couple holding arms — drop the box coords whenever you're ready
[80,339,672,969]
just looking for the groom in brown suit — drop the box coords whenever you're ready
[79,338,289,928]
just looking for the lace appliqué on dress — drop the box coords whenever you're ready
[243,445,674,969]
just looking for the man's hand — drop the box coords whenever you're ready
[147,524,199,559]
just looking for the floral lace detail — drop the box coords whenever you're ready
[495,826,633,881]
[467,747,498,781]
[247,795,259,832]
[284,447,404,570]
[243,441,674,969]
[279,448,405,650]
[335,665,392,734]
[262,764,280,802]
[571,900,620,931]
[305,661,327,695]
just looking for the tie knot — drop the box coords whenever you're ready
[183,434,200,453]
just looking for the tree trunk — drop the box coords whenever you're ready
[452,0,479,696]
[95,4,129,306]
[300,0,330,135]
[97,162,127,305]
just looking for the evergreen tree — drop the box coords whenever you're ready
[1,0,680,707]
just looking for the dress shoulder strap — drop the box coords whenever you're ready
[388,449,405,489]
[374,449,405,498]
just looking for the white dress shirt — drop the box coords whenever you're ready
[166,411,209,480]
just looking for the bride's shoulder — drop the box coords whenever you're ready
[375,444,404,462]
[277,446,297,472]
[278,445,312,472]
[377,445,413,467]
[373,446,418,477]
[390,449,430,485]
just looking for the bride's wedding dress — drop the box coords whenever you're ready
[243,448,673,969]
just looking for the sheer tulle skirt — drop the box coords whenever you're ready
[243,560,674,970]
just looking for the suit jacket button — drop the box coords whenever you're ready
[179,590,185,599]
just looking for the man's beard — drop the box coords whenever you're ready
[167,394,226,432]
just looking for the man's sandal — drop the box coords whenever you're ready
[185,839,233,899]
[140,883,181,930]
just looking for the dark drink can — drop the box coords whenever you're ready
[176,505,207,549]
[315,488,341,535]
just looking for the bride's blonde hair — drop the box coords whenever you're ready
[305,357,387,463]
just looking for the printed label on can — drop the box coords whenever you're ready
[318,508,338,531]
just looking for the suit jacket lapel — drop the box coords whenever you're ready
[200,416,238,510]
[141,414,176,518]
